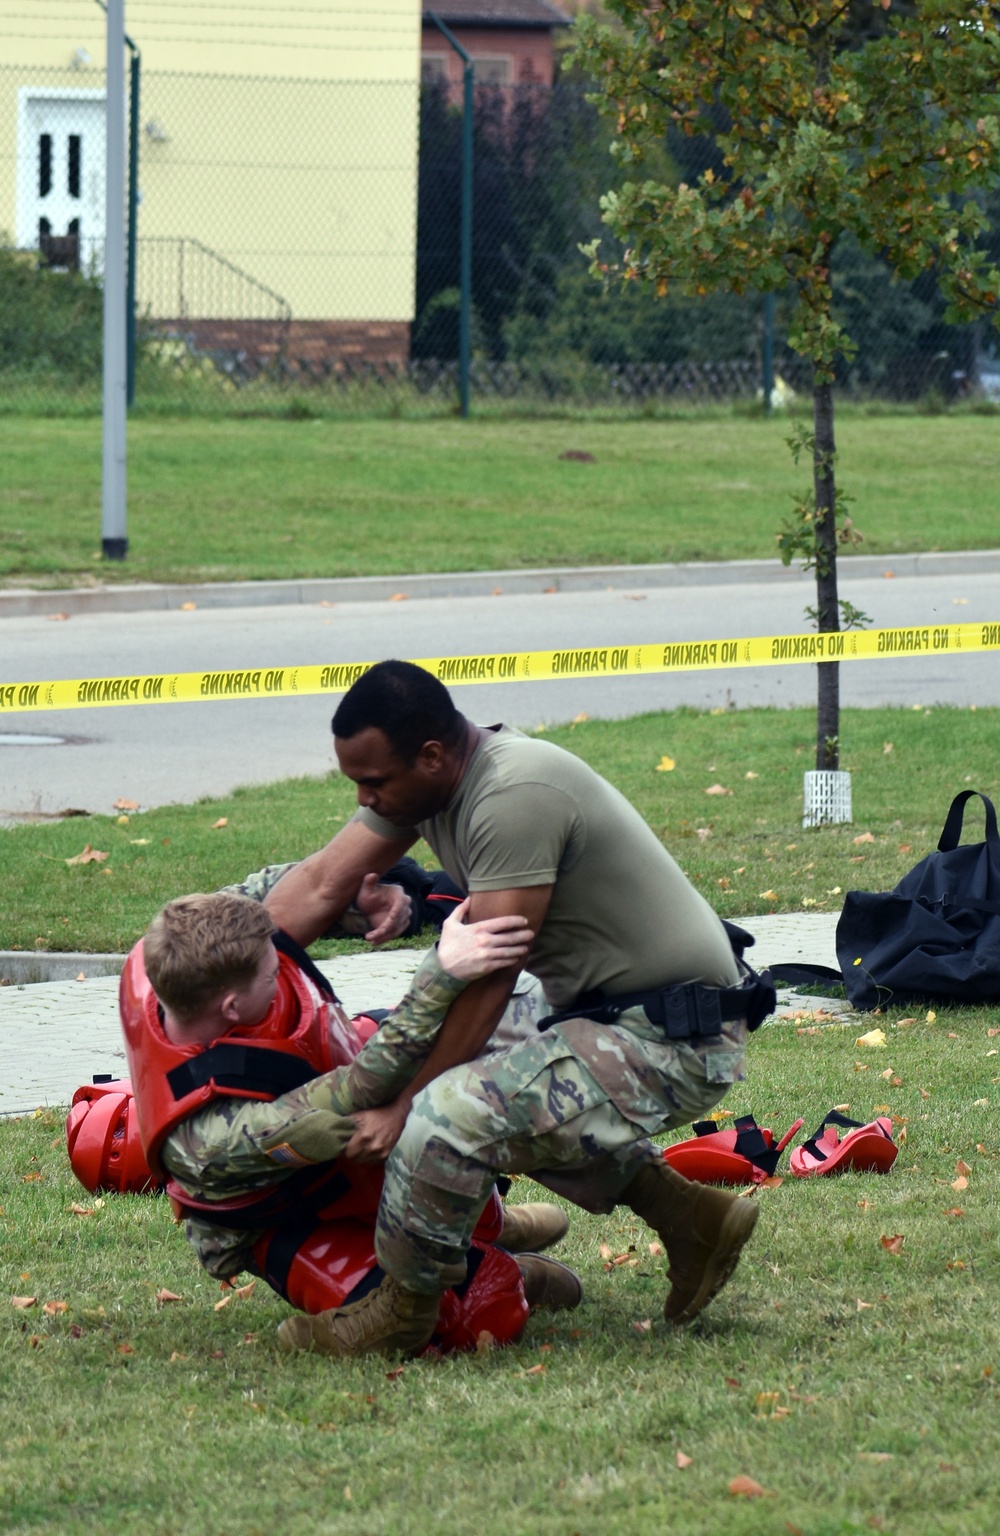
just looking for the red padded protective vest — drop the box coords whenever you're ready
[120,938,355,1179]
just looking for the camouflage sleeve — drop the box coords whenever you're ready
[328,946,470,1113]
[160,948,469,1197]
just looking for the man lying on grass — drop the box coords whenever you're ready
[120,889,582,1354]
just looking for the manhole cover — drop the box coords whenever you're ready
[0,733,67,746]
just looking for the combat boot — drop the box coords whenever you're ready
[622,1159,759,1324]
[276,1273,444,1358]
[499,1201,570,1254]
[516,1253,583,1311]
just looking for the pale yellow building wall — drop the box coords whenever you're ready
[0,1,421,322]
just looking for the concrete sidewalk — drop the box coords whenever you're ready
[0,912,845,1116]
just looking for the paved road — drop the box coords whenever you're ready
[1,563,996,816]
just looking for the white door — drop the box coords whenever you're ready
[16,89,107,273]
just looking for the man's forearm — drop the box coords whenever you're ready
[327,948,471,1113]
[262,821,413,945]
[390,968,520,1111]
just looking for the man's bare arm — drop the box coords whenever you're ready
[344,884,553,1161]
[263,819,416,946]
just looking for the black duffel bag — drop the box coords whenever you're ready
[837,790,1000,1010]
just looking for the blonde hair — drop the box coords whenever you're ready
[143,892,275,1022]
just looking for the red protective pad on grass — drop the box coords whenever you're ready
[664,1114,804,1186]
[789,1111,898,1177]
[66,1078,161,1194]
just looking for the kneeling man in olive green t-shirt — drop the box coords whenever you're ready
[262,661,765,1359]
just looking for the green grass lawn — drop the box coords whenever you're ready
[2,411,999,588]
[2,1006,997,1536]
[1,705,994,955]
[3,703,998,1532]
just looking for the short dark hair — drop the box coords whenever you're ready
[331,660,463,765]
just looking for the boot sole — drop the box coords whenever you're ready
[665,1198,759,1325]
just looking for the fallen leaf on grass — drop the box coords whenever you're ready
[676,1451,693,1469]
[113,797,139,811]
[759,890,778,901]
[648,1242,663,1257]
[211,818,228,830]
[69,1323,84,1339]
[943,1207,965,1218]
[956,1159,972,1177]
[655,755,676,772]
[11,1296,36,1309]
[232,1280,256,1300]
[214,1295,232,1311]
[70,1203,94,1216]
[42,1301,67,1316]
[65,844,108,865]
[117,1343,135,1355]
[599,1244,612,1260]
[155,1289,183,1304]
[856,1029,887,1048]
[523,1363,546,1376]
[857,1299,874,1311]
[22,1172,43,1183]
[385,1367,405,1382]
[853,832,875,845]
[29,1334,43,1348]
[951,1176,968,1192]
[168,1351,187,1363]
[631,1319,652,1335]
[724,1376,741,1389]
[880,1234,905,1256]
[728,1475,773,1498]
[475,1332,495,1355]
[926,1011,937,1023]
[705,783,732,796]
[857,1451,893,1463]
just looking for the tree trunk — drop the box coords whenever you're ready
[813,377,840,770]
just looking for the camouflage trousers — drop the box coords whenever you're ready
[375,1010,747,1295]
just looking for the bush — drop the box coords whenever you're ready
[0,244,103,380]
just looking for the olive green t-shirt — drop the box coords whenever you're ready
[356,726,739,1010]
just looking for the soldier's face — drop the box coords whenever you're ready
[335,727,447,826]
[230,946,280,1028]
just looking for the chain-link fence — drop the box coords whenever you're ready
[1,62,995,415]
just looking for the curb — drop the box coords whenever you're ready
[0,951,127,985]
[1,548,995,620]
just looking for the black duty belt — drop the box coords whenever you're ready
[538,966,776,1038]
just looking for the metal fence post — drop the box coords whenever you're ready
[427,11,474,418]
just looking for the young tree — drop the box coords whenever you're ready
[571,0,1000,769]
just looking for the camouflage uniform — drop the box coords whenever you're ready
[161,945,471,1279]
[375,1009,747,1295]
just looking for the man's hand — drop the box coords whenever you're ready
[437,897,533,980]
[354,872,412,945]
[344,1101,409,1163]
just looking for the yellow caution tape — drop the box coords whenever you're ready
[2,620,997,713]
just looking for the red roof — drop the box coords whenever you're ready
[422,2,571,29]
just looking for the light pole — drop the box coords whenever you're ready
[101,0,127,560]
